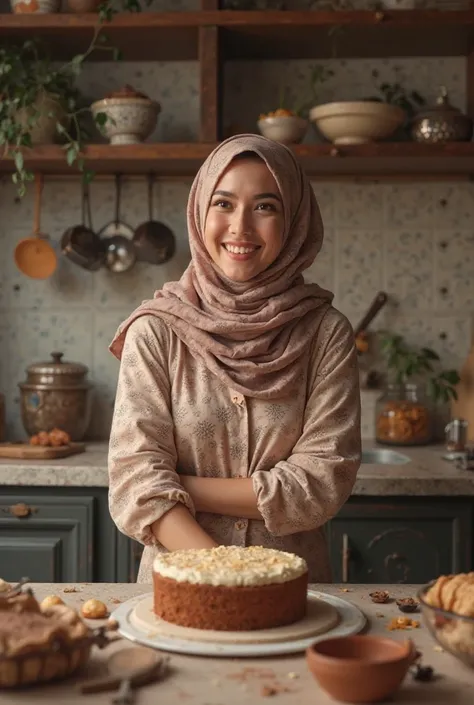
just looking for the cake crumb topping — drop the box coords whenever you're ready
[153,546,308,586]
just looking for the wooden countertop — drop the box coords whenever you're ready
[0,582,473,704]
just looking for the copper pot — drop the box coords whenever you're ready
[18,352,92,441]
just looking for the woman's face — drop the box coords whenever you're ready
[203,157,284,282]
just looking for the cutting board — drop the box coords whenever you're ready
[451,341,474,442]
[0,442,85,460]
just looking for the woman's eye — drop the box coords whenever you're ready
[256,202,277,211]
[212,199,231,208]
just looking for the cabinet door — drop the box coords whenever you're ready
[0,494,94,583]
[327,499,473,584]
[115,532,144,583]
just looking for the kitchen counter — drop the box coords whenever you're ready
[0,442,473,496]
[0,582,472,704]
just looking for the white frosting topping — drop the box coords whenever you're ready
[153,546,308,587]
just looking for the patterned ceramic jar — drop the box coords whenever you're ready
[91,85,160,145]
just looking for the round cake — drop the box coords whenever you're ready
[152,545,309,631]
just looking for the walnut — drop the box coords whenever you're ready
[40,595,65,610]
[81,599,108,619]
[369,590,390,604]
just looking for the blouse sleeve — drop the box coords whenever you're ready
[252,308,361,537]
[108,315,195,546]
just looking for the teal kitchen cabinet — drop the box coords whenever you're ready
[0,487,120,583]
[327,497,473,585]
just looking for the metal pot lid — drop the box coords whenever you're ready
[25,351,89,378]
[415,86,465,118]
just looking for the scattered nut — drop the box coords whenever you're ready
[106,618,119,631]
[81,598,108,619]
[396,597,419,613]
[287,672,299,679]
[433,645,444,652]
[40,594,65,610]
[369,590,390,604]
[412,664,434,682]
[110,597,122,604]
[0,578,11,593]
[63,586,79,593]
[387,616,420,631]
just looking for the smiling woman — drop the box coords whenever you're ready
[107,134,361,584]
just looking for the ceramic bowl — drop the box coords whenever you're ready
[306,635,417,703]
[309,100,406,145]
[10,0,60,12]
[257,115,308,145]
[91,97,160,145]
[418,582,474,667]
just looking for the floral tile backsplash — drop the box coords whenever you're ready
[0,52,473,440]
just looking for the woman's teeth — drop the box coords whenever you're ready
[223,244,258,254]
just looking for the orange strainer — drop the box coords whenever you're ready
[14,174,57,279]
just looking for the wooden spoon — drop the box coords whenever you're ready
[14,174,57,279]
[79,646,169,696]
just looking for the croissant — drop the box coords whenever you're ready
[425,573,474,617]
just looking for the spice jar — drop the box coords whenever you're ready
[375,383,434,446]
[18,352,92,441]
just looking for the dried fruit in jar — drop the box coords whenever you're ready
[376,400,430,444]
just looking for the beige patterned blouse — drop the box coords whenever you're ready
[108,306,361,584]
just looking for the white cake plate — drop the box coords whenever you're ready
[110,589,367,657]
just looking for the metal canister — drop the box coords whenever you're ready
[445,418,468,453]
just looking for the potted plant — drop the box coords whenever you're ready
[0,30,114,196]
[375,331,460,446]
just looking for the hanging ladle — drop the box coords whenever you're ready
[14,173,58,279]
[99,173,137,274]
[133,173,176,265]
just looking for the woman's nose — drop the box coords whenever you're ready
[229,207,253,236]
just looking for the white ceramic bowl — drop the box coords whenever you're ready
[91,97,160,145]
[309,101,406,145]
[257,115,308,145]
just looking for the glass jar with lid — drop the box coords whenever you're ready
[375,383,434,446]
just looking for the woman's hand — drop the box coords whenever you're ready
[180,476,263,520]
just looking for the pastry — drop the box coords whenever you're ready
[424,573,474,657]
[0,583,114,688]
[153,545,308,631]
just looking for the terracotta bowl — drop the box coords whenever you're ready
[306,635,417,704]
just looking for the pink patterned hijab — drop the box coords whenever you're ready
[110,134,334,399]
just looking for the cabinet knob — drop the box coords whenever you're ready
[7,503,34,518]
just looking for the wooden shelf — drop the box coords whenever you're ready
[218,10,474,60]
[0,10,473,61]
[2,142,474,180]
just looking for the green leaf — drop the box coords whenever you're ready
[439,369,460,385]
[66,145,77,166]
[83,169,95,184]
[14,150,24,172]
[420,347,440,361]
[112,47,124,62]
[94,111,108,127]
